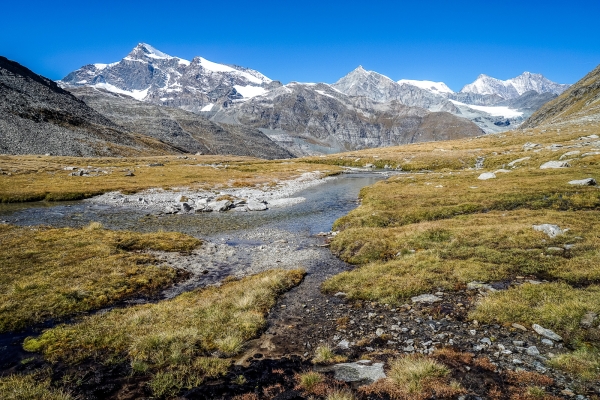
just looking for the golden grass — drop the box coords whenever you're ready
[312,345,348,365]
[324,209,600,303]
[24,269,305,397]
[296,371,325,393]
[547,345,600,383]
[0,222,200,332]
[470,282,600,343]
[0,155,341,202]
[360,354,462,400]
[0,373,72,400]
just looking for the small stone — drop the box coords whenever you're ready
[512,323,528,331]
[561,389,575,397]
[568,178,596,186]
[467,281,495,291]
[334,292,347,297]
[513,341,525,346]
[512,359,523,364]
[507,156,531,167]
[546,247,564,254]
[541,339,554,347]
[522,142,540,151]
[480,337,492,345]
[532,224,564,238]
[375,328,385,337]
[526,346,540,356]
[469,330,477,336]
[411,294,442,303]
[532,324,563,341]
[338,340,350,349]
[332,361,386,384]
[246,201,268,211]
[403,345,415,352]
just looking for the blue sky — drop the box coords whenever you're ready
[2,0,599,91]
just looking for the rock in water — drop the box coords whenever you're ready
[247,201,268,211]
[478,172,496,180]
[568,178,596,186]
[532,324,563,341]
[540,160,570,169]
[332,360,386,384]
[532,224,564,238]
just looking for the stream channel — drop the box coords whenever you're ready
[0,172,390,370]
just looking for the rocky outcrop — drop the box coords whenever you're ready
[521,63,600,128]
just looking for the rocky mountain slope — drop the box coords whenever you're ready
[211,82,483,155]
[69,87,293,159]
[521,63,600,128]
[60,43,275,114]
[0,55,179,157]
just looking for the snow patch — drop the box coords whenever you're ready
[398,79,454,94]
[91,82,150,101]
[200,103,214,111]
[233,85,267,98]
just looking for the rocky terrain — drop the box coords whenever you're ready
[0,56,179,157]
[522,64,600,129]
[70,87,292,159]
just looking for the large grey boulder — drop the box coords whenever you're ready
[540,160,570,169]
[246,201,268,211]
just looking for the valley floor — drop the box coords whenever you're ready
[1,121,600,399]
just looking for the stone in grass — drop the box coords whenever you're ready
[512,323,528,331]
[411,294,442,303]
[532,324,563,342]
[541,339,554,347]
[478,172,496,180]
[332,360,386,384]
[532,224,564,238]
[540,160,571,169]
[580,312,598,329]
[568,178,596,186]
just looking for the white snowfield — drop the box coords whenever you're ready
[398,79,454,94]
[233,85,267,99]
[91,82,150,101]
[449,100,524,118]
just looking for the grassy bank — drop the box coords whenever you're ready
[0,222,201,332]
[24,269,305,397]
[0,155,341,203]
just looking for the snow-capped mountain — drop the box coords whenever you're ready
[460,72,570,100]
[59,43,275,113]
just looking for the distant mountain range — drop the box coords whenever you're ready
[59,44,570,152]
[0,44,575,157]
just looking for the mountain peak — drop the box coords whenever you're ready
[128,43,172,60]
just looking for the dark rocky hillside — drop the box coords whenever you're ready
[0,56,178,156]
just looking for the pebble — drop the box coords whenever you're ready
[411,294,442,303]
[526,346,540,356]
[541,339,554,347]
[512,323,528,331]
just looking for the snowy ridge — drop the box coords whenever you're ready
[460,72,570,99]
[398,79,454,94]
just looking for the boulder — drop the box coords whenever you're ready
[532,324,563,341]
[540,160,570,169]
[560,151,580,160]
[207,200,232,212]
[247,201,268,211]
[522,142,540,151]
[533,224,564,238]
[568,178,596,186]
[332,360,386,384]
[478,172,496,180]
